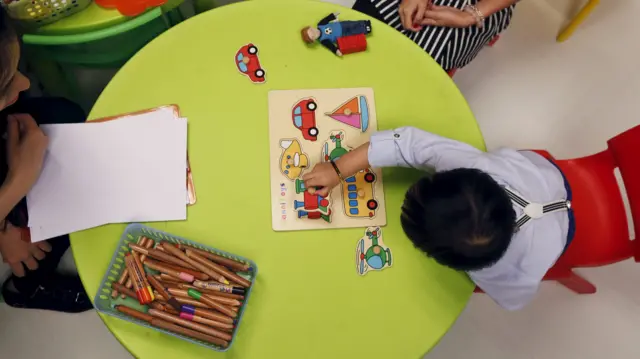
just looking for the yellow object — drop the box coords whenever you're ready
[72,1,482,358]
[557,0,600,42]
[342,169,378,218]
[279,139,309,180]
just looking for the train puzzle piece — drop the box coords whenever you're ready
[294,179,332,222]
[356,227,392,276]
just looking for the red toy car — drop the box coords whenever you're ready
[292,99,318,141]
[235,43,265,83]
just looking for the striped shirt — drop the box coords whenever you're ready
[358,0,516,70]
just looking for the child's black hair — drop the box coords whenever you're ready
[400,168,516,271]
[0,6,17,95]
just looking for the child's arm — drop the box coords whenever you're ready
[302,126,486,196]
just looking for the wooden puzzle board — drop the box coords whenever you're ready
[268,88,387,231]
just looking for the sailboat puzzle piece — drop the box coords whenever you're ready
[326,95,370,132]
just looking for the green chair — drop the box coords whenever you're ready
[21,0,215,108]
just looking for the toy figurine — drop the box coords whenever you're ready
[301,12,372,57]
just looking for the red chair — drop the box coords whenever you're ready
[538,124,640,293]
[474,125,640,295]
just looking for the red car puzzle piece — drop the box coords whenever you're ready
[235,43,266,84]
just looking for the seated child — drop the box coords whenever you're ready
[0,6,91,313]
[351,0,518,71]
[303,127,573,310]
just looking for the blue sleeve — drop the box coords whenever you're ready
[367,127,486,171]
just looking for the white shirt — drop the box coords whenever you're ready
[368,127,569,310]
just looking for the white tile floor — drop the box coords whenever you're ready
[1,0,639,358]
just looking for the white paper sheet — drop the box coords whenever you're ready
[27,115,187,242]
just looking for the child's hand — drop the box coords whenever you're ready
[420,5,476,28]
[0,222,51,277]
[6,114,49,193]
[399,0,431,31]
[302,162,341,198]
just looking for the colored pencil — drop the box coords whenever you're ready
[129,243,201,272]
[168,288,241,307]
[115,304,153,322]
[132,251,155,301]
[125,255,153,304]
[180,304,234,324]
[158,274,182,283]
[179,311,235,330]
[179,245,250,272]
[147,274,182,311]
[144,259,195,282]
[111,282,137,299]
[142,257,208,281]
[186,249,251,288]
[115,305,228,347]
[186,288,237,318]
[151,318,229,347]
[120,236,148,297]
[177,283,245,300]
[192,280,245,295]
[148,309,233,341]
[160,243,230,285]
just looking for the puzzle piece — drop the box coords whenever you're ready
[294,179,332,222]
[235,43,266,84]
[342,169,379,218]
[279,139,309,181]
[326,95,369,132]
[291,98,319,141]
[356,227,392,276]
[321,130,351,162]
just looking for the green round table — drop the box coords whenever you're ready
[71,1,482,358]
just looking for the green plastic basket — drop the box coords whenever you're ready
[94,223,257,352]
[3,0,92,29]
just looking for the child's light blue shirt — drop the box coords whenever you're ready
[368,127,569,310]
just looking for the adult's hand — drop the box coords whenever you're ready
[0,223,51,277]
[420,5,476,28]
[6,114,48,193]
[399,0,432,31]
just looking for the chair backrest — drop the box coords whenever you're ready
[554,125,640,268]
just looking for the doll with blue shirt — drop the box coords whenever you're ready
[301,12,372,56]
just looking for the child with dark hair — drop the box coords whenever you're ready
[303,127,574,310]
[0,7,91,312]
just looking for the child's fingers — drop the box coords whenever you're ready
[37,241,52,252]
[10,262,25,277]
[23,256,39,271]
[304,176,323,188]
[315,187,329,198]
[30,246,46,261]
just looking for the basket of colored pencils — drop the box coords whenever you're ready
[94,223,257,351]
